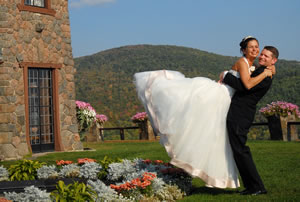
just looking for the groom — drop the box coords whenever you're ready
[222,46,279,195]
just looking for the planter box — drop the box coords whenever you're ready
[138,120,156,140]
[0,178,87,194]
[267,115,283,140]
[267,115,299,141]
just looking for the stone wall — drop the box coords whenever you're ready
[0,1,82,160]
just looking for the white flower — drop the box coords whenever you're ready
[249,66,256,73]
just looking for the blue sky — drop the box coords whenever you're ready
[69,0,300,61]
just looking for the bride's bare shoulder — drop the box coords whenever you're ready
[232,57,246,71]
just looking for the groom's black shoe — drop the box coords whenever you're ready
[240,189,267,195]
[251,190,267,196]
[239,189,250,195]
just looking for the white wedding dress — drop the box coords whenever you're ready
[134,67,244,189]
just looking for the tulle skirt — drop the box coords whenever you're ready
[134,70,240,188]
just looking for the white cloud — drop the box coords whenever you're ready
[70,0,115,8]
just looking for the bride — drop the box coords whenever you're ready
[133,36,273,188]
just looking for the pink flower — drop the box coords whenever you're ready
[95,114,108,124]
[75,100,96,113]
[260,101,300,118]
[131,112,148,122]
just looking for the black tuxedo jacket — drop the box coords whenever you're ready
[223,66,273,129]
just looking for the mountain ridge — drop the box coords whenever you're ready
[74,44,300,129]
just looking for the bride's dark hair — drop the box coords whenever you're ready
[240,36,259,55]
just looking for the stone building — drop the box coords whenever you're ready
[0,0,83,160]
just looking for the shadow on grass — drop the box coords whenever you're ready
[190,186,238,196]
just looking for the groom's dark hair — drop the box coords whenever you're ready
[264,46,279,59]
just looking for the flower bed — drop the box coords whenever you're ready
[0,157,192,201]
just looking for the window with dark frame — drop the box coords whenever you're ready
[25,0,45,8]
[17,0,56,16]
[28,68,55,152]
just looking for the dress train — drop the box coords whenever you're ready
[134,70,240,188]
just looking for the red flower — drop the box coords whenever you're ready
[77,158,97,164]
[154,160,163,164]
[56,160,73,166]
[142,159,152,164]
[141,180,151,188]
[110,172,157,193]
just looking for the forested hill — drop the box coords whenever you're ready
[74,45,300,127]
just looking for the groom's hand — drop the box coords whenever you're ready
[263,68,273,78]
[267,65,276,75]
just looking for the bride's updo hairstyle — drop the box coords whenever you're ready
[240,36,259,56]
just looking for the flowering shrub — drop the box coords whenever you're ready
[131,112,148,123]
[259,101,300,118]
[75,100,108,132]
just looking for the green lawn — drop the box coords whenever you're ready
[1,140,300,201]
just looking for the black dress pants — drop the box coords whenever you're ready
[226,120,266,191]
